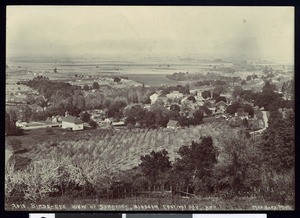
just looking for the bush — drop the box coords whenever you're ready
[88,120,98,129]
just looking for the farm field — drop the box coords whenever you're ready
[6,128,113,151]
[6,123,227,171]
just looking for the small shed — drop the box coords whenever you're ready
[167,119,179,129]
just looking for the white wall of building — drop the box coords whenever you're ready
[62,121,83,131]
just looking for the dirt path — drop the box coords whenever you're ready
[250,111,268,134]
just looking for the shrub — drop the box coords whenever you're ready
[88,120,98,128]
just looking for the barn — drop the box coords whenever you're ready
[62,116,84,131]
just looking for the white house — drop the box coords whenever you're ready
[62,116,84,131]
[166,91,183,99]
[150,93,159,104]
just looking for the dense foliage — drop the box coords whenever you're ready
[5,110,23,136]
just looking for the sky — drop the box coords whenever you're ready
[6,6,294,64]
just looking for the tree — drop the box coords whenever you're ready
[241,80,247,85]
[160,88,170,96]
[193,109,204,124]
[178,116,190,127]
[213,85,227,96]
[262,81,277,93]
[240,90,256,102]
[242,118,249,128]
[73,93,86,111]
[139,149,172,188]
[83,84,89,91]
[178,84,190,95]
[246,75,252,81]
[214,96,227,103]
[254,90,280,111]
[92,82,100,90]
[81,112,91,123]
[124,105,146,122]
[54,68,58,73]
[125,115,136,127]
[168,110,180,120]
[170,104,180,112]
[106,99,127,119]
[88,120,98,128]
[173,136,218,194]
[22,105,33,122]
[114,77,121,83]
[25,94,36,105]
[199,106,212,116]
[187,95,196,103]
[261,110,294,172]
[226,102,240,115]
[5,111,23,136]
[155,113,169,127]
[232,86,243,99]
[143,111,157,128]
[141,95,151,104]
[36,97,48,111]
[214,133,262,196]
[243,104,254,117]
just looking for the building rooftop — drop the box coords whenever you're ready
[62,116,84,124]
[167,119,178,128]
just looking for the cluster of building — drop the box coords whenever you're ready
[15,109,126,131]
[148,89,266,130]
[14,86,267,132]
[15,112,85,131]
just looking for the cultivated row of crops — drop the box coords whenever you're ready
[6,123,228,201]
[29,123,227,171]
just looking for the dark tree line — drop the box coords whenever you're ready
[231,82,293,112]
[5,110,23,136]
[124,103,205,129]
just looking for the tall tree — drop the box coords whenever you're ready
[214,132,262,196]
[83,84,89,91]
[22,105,33,122]
[261,110,294,172]
[5,110,23,136]
[201,90,211,99]
[173,136,218,194]
[92,82,100,90]
[139,149,172,188]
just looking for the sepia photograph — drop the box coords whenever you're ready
[5,6,294,211]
